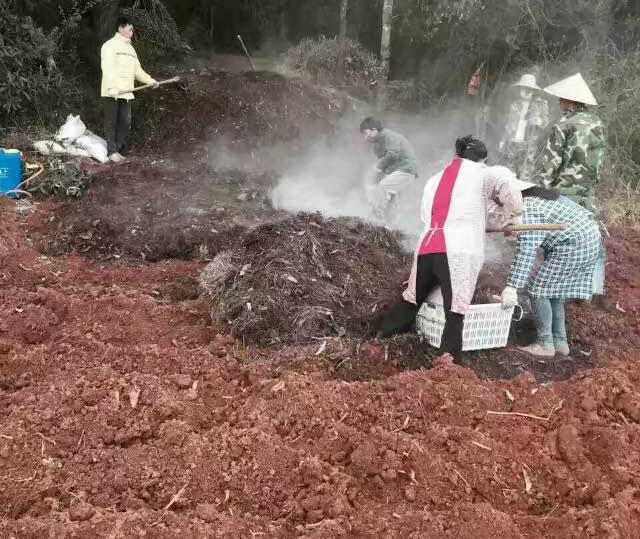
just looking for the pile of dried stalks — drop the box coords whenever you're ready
[199,213,410,346]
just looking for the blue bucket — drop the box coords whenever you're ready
[0,149,23,198]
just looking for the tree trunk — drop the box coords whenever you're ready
[378,0,394,109]
[339,0,349,39]
[95,0,119,42]
[209,5,215,42]
[335,0,349,84]
[279,7,287,43]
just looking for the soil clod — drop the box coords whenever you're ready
[68,502,96,522]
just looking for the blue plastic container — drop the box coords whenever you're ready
[0,149,22,198]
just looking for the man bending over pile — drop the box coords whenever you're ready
[360,117,419,224]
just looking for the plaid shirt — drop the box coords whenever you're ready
[508,196,601,299]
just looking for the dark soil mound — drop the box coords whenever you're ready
[199,213,410,345]
[36,158,281,262]
[31,71,351,263]
[134,71,350,154]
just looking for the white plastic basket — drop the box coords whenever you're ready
[417,301,522,351]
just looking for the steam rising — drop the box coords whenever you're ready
[268,97,517,259]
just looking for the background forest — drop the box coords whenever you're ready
[3,0,640,201]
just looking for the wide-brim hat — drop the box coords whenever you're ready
[512,178,536,192]
[543,73,598,106]
[512,74,541,91]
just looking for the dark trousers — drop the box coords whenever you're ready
[103,98,132,154]
[379,253,464,357]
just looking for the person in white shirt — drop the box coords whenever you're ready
[378,136,523,359]
[100,17,158,163]
[498,74,549,181]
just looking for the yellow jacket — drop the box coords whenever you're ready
[100,33,156,100]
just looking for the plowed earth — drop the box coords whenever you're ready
[2,71,640,539]
[3,193,640,539]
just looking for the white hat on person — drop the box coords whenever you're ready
[512,73,541,91]
[543,73,598,106]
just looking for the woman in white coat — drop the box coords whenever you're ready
[379,136,523,358]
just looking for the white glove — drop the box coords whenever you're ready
[107,88,119,98]
[151,80,160,89]
[501,286,518,309]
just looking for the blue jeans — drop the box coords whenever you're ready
[592,242,606,295]
[103,98,132,155]
[532,297,567,346]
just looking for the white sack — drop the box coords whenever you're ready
[33,140,67,155]
[63,146,92,158]
[75,131,109,163]
[55,114,86,147]
[34,140,90,157]
[84,129,107,146]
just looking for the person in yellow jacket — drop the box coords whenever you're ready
[101,17,158,163]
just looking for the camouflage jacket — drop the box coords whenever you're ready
[373,129,419,177]
[537,109,606,210]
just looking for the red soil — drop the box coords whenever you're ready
[2,193,640,539]
[2,69,640,538]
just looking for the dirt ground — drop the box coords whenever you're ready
[29,70,351,263]
[2,71,640,538]
[33,158,281,262]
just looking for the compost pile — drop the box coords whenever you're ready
[134,70,350,154]
[37,160,276,262]
[200,213,410,345]
[34,70,351,262]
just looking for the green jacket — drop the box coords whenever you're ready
[373,129,419,176]
[537,109,606,210]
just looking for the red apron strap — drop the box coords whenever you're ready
[419,157,463,255]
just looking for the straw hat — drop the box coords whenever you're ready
[512,74,541,91]
[512,178,536,191]
[543,73,598,106]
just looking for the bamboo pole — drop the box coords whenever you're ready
[486,223,566,233]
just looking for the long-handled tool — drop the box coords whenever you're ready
[118,76,181,96]
[487,223,566,233]
[237,34,256,72]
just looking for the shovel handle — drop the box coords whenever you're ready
[486,223,566,233]
[237,34,256,71]
[118,76,181,96]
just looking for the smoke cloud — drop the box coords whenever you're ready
[268,95,519,259]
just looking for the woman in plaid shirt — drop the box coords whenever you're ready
[501,181,602,358]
